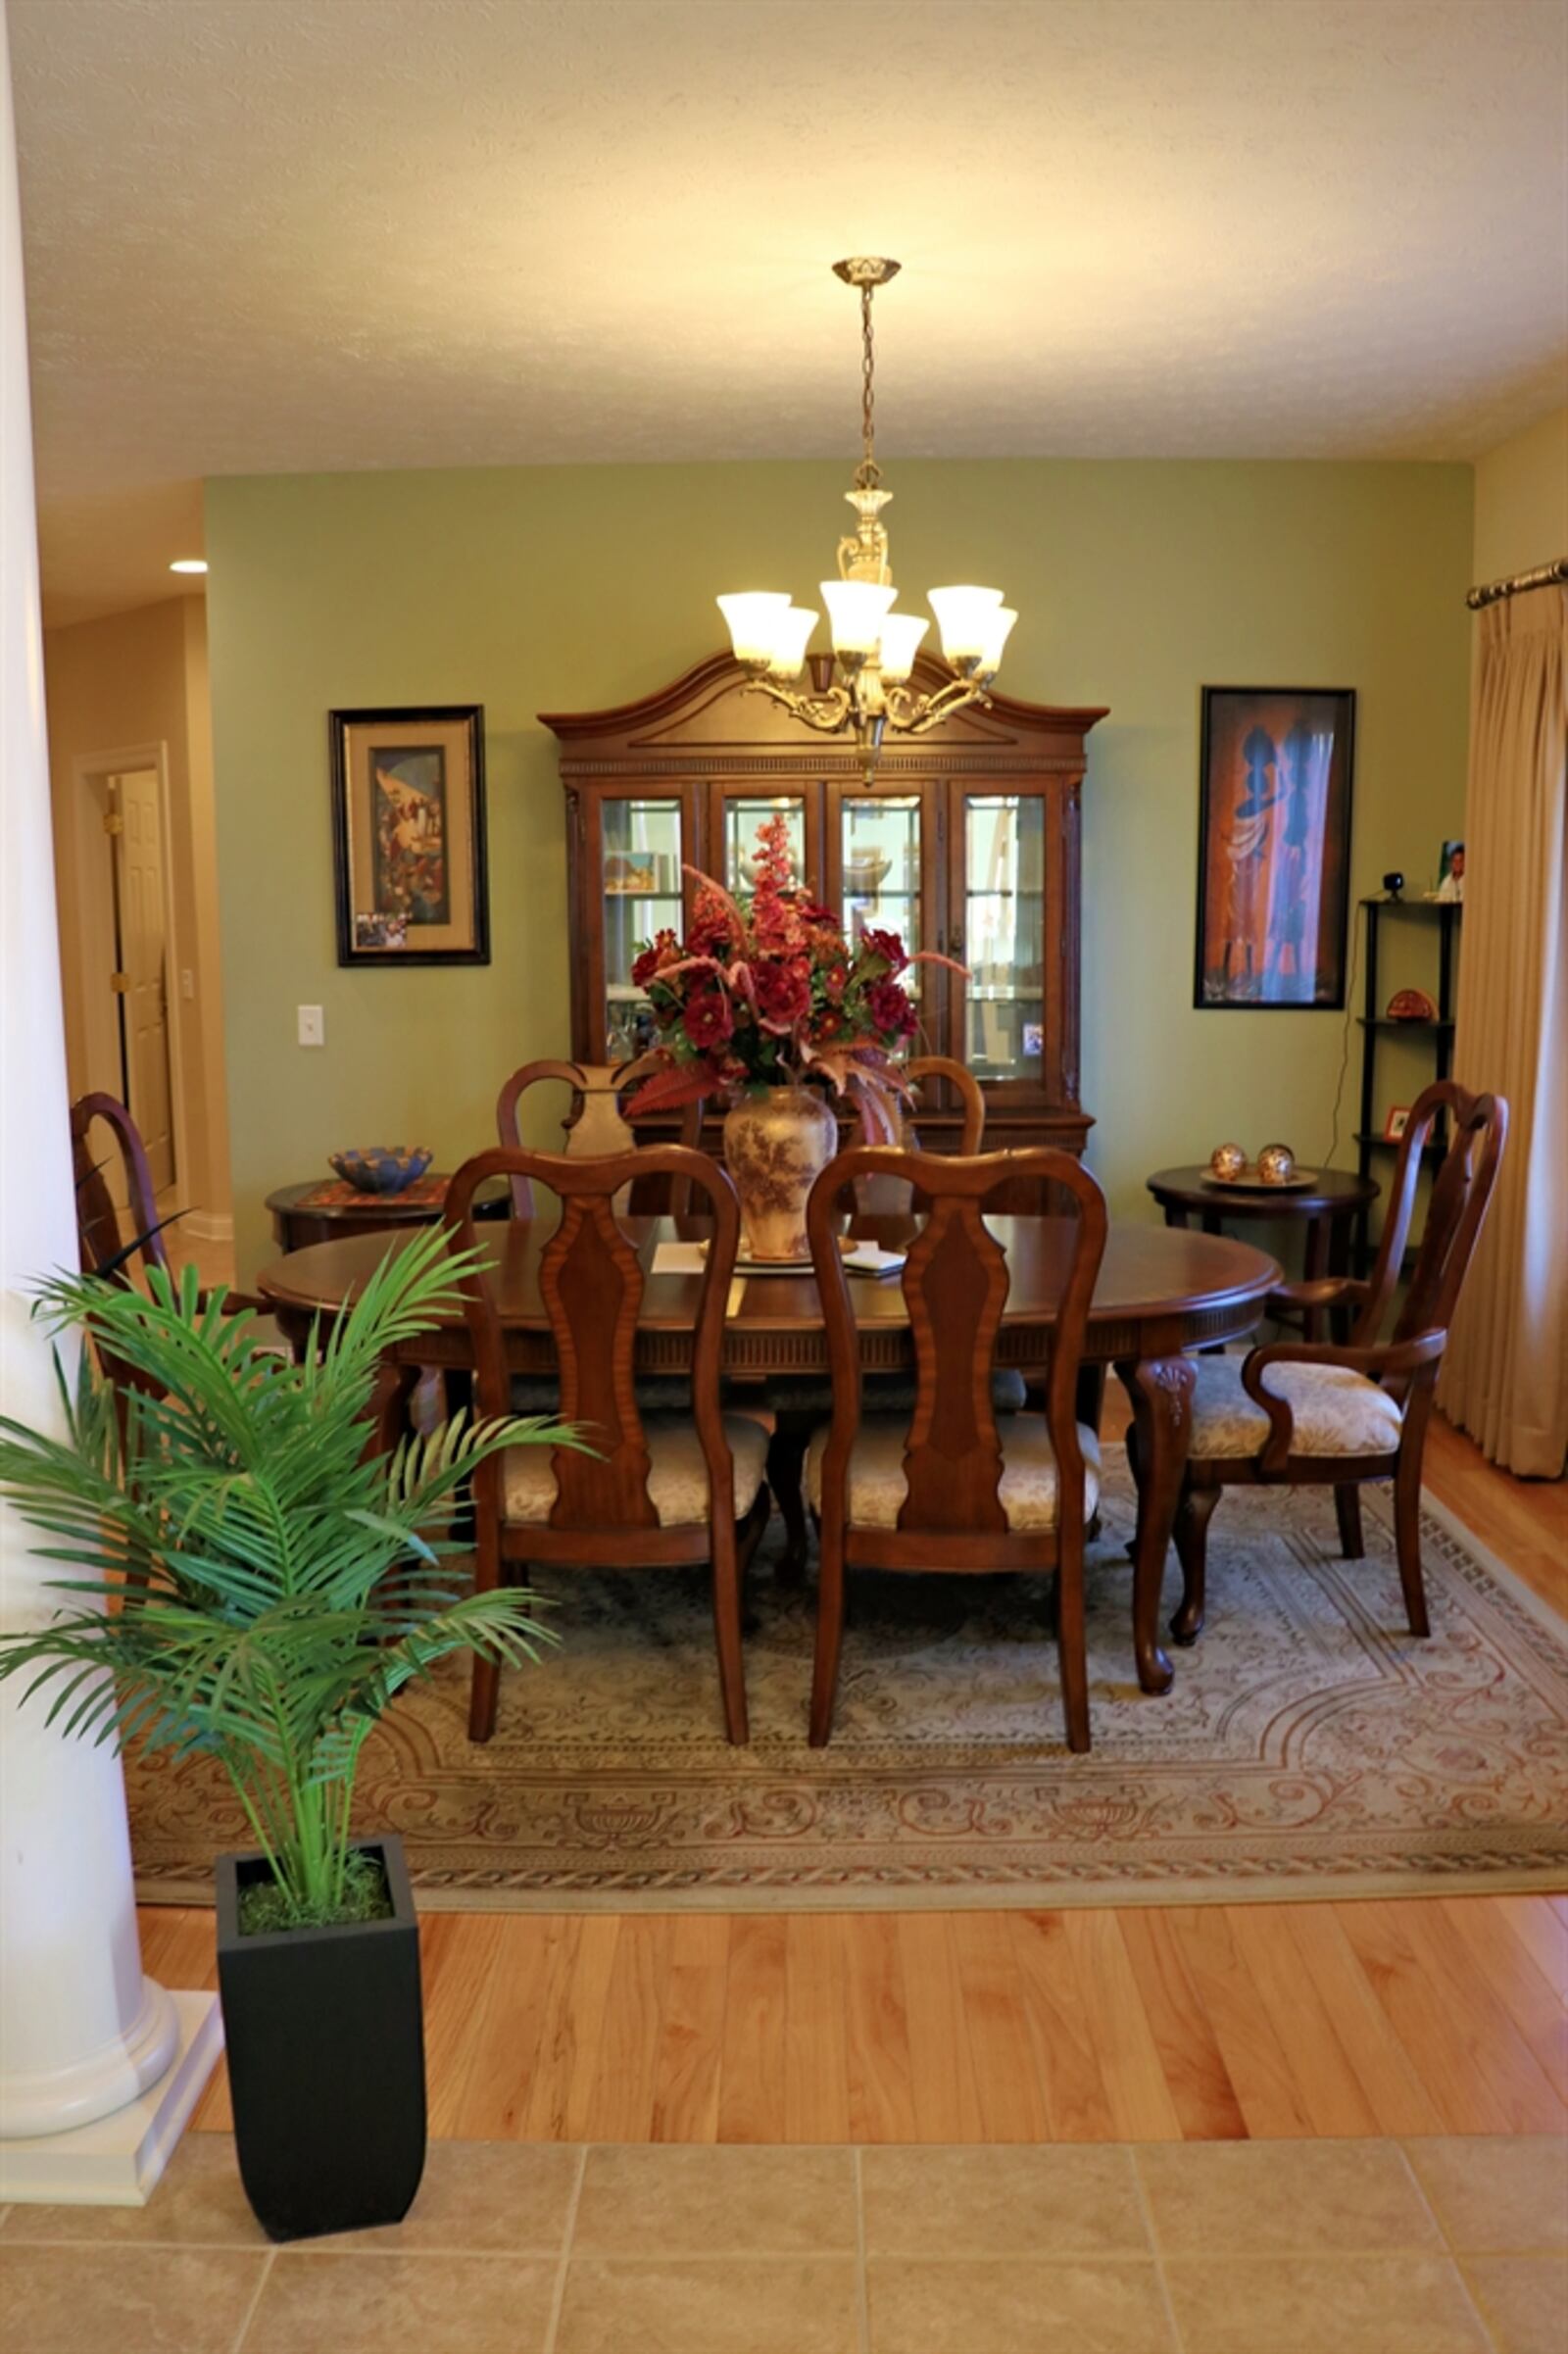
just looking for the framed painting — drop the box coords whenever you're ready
[1195,686,1355,1008]
[329,706,489,966]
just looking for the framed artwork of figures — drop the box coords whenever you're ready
[1194,686,1355,1008]
[329,706,490,965]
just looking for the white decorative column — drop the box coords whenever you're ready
[0,0,220,2202]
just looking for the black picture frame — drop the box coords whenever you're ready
[1194,685,1356,1010]
[329,705,490,967]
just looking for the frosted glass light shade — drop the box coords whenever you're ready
[767,606,819,678]
[718,592,792,665]
[820,578,898,657]
[978,607,1017,675]
[929,583,1004,664]
[876,612,929,683]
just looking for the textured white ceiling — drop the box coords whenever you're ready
[10,0,1568,622]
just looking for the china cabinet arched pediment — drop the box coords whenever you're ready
[540,653,1106,1173]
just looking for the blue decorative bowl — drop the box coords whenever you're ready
[328,1146,433,1196]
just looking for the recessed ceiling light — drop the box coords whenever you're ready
[170,558,208,574]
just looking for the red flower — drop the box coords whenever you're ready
[858,926,907,975]
[754,956,811,1029]
[868,979,917,1038]
[689,881,738,959]
[823,961,848,1001]
[683,987,734,1051]
[630,928,681,990]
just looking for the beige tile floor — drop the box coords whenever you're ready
[3,2133,1565,2353]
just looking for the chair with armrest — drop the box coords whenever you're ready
[1157,1080,1507,1648]
[804,1145,1107,1751]
[443,1144,770,1745]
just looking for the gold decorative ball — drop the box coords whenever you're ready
[1257,1142,1297,1186]
[1208,1142,1247,1181]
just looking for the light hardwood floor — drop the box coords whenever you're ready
[146,1409,1565,2148]
[159,1892,1565,2146]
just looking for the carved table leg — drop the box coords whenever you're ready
[1115,1355,1197,1695]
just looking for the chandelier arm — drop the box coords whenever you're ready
[892,680,995,737]
[745,677,854,734]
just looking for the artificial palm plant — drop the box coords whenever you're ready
[0,1229,575,1928]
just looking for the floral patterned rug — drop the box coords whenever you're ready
[128,1453,1568,1909]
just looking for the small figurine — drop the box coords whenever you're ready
[1256,1142,1297,1186]
[1208,1142,1248,1182]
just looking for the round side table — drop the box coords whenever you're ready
[1145,1165,1379,1344]
[266,1178,507,1255]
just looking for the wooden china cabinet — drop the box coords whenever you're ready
[541,653,1106,1174]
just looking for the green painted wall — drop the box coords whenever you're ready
[207,459,1473,1275]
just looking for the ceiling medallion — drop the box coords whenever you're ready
[718,259,1015,786]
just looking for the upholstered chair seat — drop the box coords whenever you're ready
[1187,1356,1402,1460]
[807,1414,1102,1533]
[504,1414,769,1529]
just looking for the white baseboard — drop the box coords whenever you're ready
[0,1991,222,2206]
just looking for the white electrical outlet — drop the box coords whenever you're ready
[297,1005,324,1048]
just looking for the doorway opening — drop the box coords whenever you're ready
[71,746,187,1209]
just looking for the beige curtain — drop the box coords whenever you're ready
[1440,584,1568,1477]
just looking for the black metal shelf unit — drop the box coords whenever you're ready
[1354,896,1462,1271]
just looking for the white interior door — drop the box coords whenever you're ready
[112,769,176,1195]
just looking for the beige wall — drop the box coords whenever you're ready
[43,594,232,1229]
[207,459,1474,1275]
[1472,406,1568,583]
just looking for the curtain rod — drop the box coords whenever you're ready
[1466,556,1568,611]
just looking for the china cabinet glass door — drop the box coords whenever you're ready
[953,789,1047,1091]
[709,785,822,903]
[596,792,686,1061]
[831,788,938,1050]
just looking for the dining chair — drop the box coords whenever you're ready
[804,1145,1108,1751]
[1156,1080,1507,1648]
[71,1092,271,1449]
[443,1143,770,1744]
[766,1056,1015,1574]
[496,1056,704,1216]
[851,1054,986,1215]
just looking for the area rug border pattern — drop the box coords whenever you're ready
[133,1488,1568,1916]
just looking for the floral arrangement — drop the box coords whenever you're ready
[627,813,961,1138]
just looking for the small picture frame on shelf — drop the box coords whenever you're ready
[1384,1104,1412,1142]
[1434,839,1465,903]
[330,706,488,965]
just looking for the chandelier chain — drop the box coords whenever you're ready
[856,282,881,491]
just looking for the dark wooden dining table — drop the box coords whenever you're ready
[258,1215,1281,1697]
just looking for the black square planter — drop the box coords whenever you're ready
[216,1833,426,2242]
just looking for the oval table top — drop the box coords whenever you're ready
[257,1214,1282,1370]
[1146,1164,1379,1216]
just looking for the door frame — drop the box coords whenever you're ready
[71,742,190,1205]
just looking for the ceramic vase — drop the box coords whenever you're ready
[722,1088,838,1261]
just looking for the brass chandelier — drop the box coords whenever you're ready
[718,258,1015,786]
